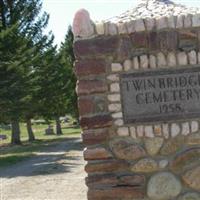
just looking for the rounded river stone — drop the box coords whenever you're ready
[109,138,146,160]
[178,192,200,200]
[147,172,182,200]
[182,166,200,191]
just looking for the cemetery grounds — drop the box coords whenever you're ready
[0,122,87,200]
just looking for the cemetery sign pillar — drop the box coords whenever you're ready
[73,1,200,199]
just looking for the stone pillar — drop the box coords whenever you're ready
[73,1,200,200]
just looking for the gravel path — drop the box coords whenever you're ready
[0,137,87,200]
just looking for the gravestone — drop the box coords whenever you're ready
[0,134,7,140]
[73,0,200,199]
[45,125,54,135]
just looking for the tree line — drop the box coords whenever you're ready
[0,0,77,144]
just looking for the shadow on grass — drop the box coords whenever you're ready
[0,154,33,168]
[0,136,82,154]
[0,137,85,178]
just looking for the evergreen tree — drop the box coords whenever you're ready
[59,26,78,119]
[36,46,68,135]
[36,26,77,135]
[0,0,53,144]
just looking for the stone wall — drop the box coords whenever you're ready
[73,6,200,200]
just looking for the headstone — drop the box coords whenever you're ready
[45,125,54,135]
[0,134,7,140]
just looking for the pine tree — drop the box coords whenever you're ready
[0,0,53,144]
[58,26,78,119]
[36,46,67,135]
[36,26,77,135]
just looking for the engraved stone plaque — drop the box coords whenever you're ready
[120,66,200,123]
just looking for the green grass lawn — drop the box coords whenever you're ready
[0,122,81,168]
[0,122,81,145]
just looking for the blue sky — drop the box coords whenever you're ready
[42,0,200,46]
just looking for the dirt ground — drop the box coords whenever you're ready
[0,137,87,200]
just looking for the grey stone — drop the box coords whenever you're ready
[108,94,121,102]
[178,192,200,200]
[137,126,144,137]
[105,22,118,35]
[117,127,129,137]
[157,52,167,67]
[112,112,123,119]
[147,172,182,200]
[131,158,158,173]
[171,123,180,138]
[145,18,155,31]
[95,22,104,35]
[192,14,200,27]
[130,126,137,139]
[135,19,145,32]
[111,63,123,72]
[182,166,200,191]
[110,137,146,160]
[177,52,188,66]
[149,55,157,69]
[167,52,177,67]
[102,0,200,26]
[144,126,154,138]
[191,121,199,133]
[110,83,120,92]
[188,50,197,65]
[108,103,121,112]
[126,20,135,34]
[133,57,139,69]
[181,122,190,136]
[140,55,149,69]
[145,137,164,156]
[114,119,124,126]
[159,160,169,169]
[0,134,7,140]
[186,132,200,145]
[184,15,192,28]
[124,59,132,71]
[107,74,119,82]
[176,15,184,28]
[160,135,185,156]
[45,126,55,135]
[156,17,168,30]
[117,22,127,34]
[167,16,176,28]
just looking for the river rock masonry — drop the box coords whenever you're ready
[73,0,200,199]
